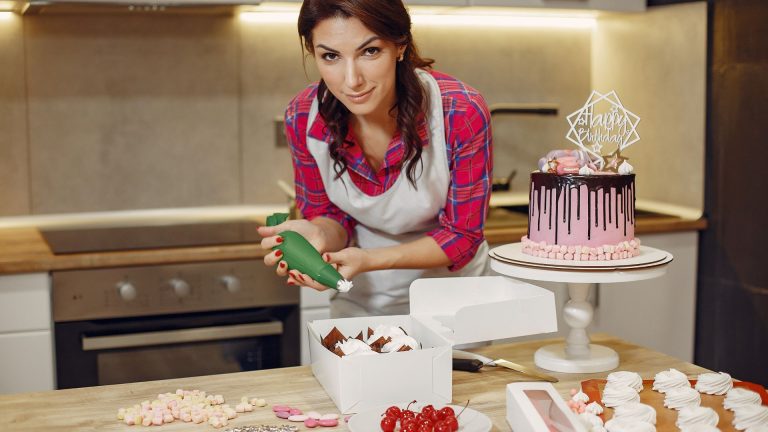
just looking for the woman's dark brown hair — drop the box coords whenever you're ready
[298,0,434,187]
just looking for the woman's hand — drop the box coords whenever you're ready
[257,219,328,282]
[286,247,369,292]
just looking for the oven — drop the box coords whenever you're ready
[43,222,299,389]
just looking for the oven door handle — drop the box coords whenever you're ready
[81,321,284,351]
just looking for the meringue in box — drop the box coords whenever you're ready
[308,276,557,414]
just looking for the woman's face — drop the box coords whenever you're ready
[311,16,403,118]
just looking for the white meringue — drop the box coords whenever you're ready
[366,324,406,344]
[602,383,641,408]
[664,386,702,410]
[579,165,595,175]
[381,335,419,353]
[677,406,719,429]
[586,401,605,415]
[607,371,644,392]
[695,372,733,395]
[723,388,763,411]
[605,417,656,432]
[579,412,605,429]
[613,402,657,425]
[653,368,691,393]
[335,338,374,357]
[618,160,634,175]
[733,404,768,431]
[572,388,591,403]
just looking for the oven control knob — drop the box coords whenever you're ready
[220,275,240,293]
[116,281,137,301]
[169,278,191,297]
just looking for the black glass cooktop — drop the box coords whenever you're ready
[40,221,262,255]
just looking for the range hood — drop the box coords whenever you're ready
[22,0,264,14]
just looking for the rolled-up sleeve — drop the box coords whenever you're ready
[427,84,492,271]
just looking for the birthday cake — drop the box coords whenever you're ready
[521,91,641,261]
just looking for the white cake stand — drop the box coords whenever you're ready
[489,244,672,374]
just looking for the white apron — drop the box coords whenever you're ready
[306,69,490,317]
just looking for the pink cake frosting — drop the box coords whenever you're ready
[523,149,639,261]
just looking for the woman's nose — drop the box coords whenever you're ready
[344,60,364,89]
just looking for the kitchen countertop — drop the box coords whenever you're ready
[0,334,712,432]
[0,209,706,275]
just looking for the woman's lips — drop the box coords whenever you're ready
[345,88,374,104]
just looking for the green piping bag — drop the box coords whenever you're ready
[266,213,352,292]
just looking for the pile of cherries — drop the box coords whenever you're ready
[379,401,461,432]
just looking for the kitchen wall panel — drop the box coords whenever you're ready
[592,2,706,212]
[0,14,31,216]
[413,25,592,193]
[24,16,241,213]
[239,22,314,204]
[0,8,705,215]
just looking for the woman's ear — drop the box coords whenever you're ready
[397,46,406,62]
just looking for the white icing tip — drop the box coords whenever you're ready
[336,279,353,293]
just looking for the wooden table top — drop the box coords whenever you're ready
[0,334,711,432]
[0,215,706,275]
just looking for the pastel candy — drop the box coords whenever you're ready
[276,411,291,419]
[307,411,322,419]
[320,413,339,420]
[318,418,339,427]
[273,405,291,412]
[305,418,319,428]
[289,408,303,415]
[289,414,309,422]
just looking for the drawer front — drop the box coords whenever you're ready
[0,331,55,394]
[0,273,51,332]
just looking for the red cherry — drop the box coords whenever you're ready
[402,410,416,422]
[418,418,434,429]
[434,420,451,432]
[429,410,441,423]
[421,405,436,416]
[417,424,434,432]
[385,406,402,419]
[444,416,459,431]
[380,416,397,432]
[439,407,455,419]
[401,423,418,432]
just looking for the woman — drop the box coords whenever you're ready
[258,0,493,318]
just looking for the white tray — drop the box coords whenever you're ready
[490,243,673,271]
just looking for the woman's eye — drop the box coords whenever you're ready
[321,52,339,61]
[362,47,380,56]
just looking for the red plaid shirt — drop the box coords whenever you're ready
[284,70,492,271]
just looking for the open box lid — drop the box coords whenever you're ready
[409,276,556,345]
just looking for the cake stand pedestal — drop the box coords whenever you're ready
[490,252,670,374]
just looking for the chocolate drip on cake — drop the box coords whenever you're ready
[527,173,636,243]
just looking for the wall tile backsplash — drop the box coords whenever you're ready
[0,3,705,216]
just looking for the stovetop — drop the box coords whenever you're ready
[40,220,261,255]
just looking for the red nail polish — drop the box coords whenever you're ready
[297,274,305,282]
[276,237,283,243]
[275,250,283,257]
[279,261,286,268]
[287,280,294,286]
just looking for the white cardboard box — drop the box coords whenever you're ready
[506,382,587,432]
[308,276,557,414]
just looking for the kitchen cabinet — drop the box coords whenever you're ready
[0,273,55,394]
[491,231,699,362]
